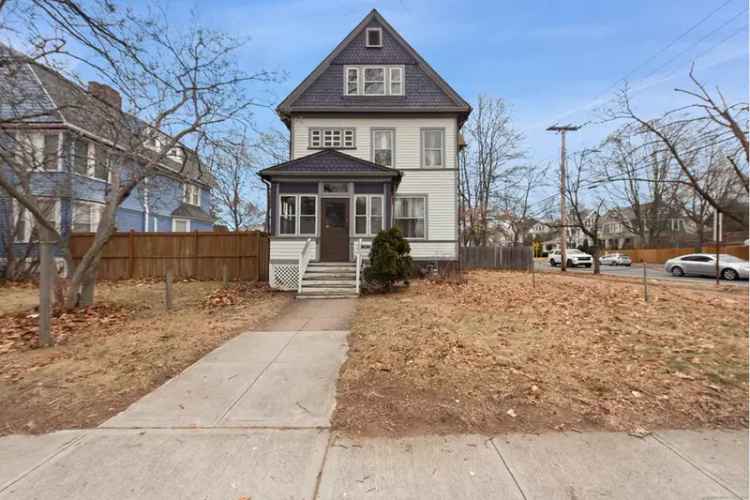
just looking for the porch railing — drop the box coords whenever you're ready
[354,238,371,295]
[297,238,314,294]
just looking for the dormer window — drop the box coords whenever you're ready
[344,65,404,96]
[365,27,382,47]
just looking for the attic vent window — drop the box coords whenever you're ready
[366,27,382,47]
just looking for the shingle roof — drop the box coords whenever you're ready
[277,10,471,121]
[258,149,401,178]
[171,203,214,223]
[0,45,210,186]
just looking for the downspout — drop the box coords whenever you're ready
[143,177,150,232]
[261,177,271,233]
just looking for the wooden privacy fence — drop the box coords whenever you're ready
[619,244,749,264]
[461,245,533,271]
[70,231,270,281]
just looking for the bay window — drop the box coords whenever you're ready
[73,138,91,175]
[372,129,394,167]
[279,195,317,236]
[354,195,384,236]
[16,133,59,171]
[394,196,426,239]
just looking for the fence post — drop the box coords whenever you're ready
[165,269,173,310]
[128,230,135,279]
[38,226,54,347]
[193,231,199,279]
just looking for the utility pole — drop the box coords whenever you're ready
[547,124,580,272]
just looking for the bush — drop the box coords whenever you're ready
[364,227,413,292]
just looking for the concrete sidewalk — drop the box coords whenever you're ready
[1,297,747,499]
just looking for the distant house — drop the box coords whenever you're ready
[0,46,214,269]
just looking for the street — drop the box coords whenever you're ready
[535,259,750,288]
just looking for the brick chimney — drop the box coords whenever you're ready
[88,81,122,110]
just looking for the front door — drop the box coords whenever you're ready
[321,198,349,262]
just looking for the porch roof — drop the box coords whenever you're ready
[258,149,401,182]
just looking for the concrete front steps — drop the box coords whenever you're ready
[297,262,358,299]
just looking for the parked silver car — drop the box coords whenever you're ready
[599,253,632,266]
[664,253,750,281]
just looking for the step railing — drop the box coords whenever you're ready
[354,238,372,295]
[297,238,314,294]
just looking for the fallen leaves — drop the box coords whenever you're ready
[334,270,749,437]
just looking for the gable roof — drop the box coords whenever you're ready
[0,44,211,186]
[276,9,471,123]
[258,149,401,180]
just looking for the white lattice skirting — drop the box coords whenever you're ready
[270,263,299,290]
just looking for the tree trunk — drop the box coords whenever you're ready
[79,268,96,306]
[592,244,601,275]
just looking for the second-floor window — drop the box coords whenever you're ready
[372,129,394,167]
[184,183,200,206]
[310,128,355,149]
[15,133,59,171]
[344,65,404,96]
[421,129,444,167]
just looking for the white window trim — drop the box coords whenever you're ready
[420,128,446,168]
[389,67,403,96]
[71,200,104,233]
[344,65,404,96]
[183,183,201,207]
[365,27,383,47]
[309,128,356,149]
[371,128,395,167]
[392,195,427,240]
[12,198,61,242]
[278,194,318,237]
[172,217,191,232]
[344,67,360,96]
[363,66,386,96]
[353,194,385,237]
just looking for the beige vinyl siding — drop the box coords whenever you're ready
[408,241,457,259]
[396,170,456,241]
[270,238,318,260]
[291,116,457,170]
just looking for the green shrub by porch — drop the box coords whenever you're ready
[364,227,413,292]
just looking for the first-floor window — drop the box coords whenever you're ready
[13,198,59,242]
[393,196,425,238]
[279,195,317,235]
[354,195,384,236]
[71,201,103,233]
[172,218,190,232]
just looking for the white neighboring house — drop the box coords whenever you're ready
[259,9,471,293]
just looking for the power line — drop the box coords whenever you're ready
[546,0,743,127]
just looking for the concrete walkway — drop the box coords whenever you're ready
[1,297,748,499]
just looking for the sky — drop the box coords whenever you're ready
[7,0,749,208]
[196,0,748,175]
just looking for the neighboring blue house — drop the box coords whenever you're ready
[0,46,214,270]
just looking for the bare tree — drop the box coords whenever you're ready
[611,69,748,224]
[208,132,264,231]
[0,1,278,308]
[565,152,608,274]
[494,164,548,244]
[598,124,678,247]
[459,95,524,246]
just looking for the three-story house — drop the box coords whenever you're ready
[260,9,471,295]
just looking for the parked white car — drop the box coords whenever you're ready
[664,253,750,281]
[599,253,632,266]
[548,249,593,268]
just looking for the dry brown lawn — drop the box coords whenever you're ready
[334,271,749,437]
[0,280,291,436]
